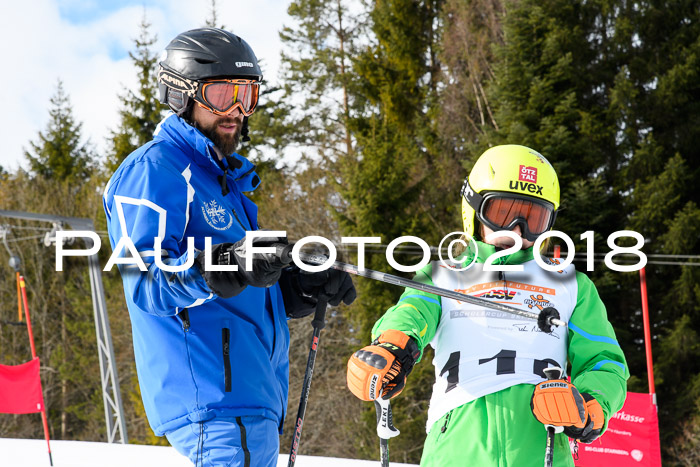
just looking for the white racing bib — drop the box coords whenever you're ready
[425,259,578,431]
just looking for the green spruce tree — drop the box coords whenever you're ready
[621,2,700,459]
[277,0,368,159]
[25,80,94,182]
[475,1,699,461]
[338,1,445,462]
[105,15,165,173]
[204,0,224,29]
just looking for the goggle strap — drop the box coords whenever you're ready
[461,180,484,211]
[158,66,199,98]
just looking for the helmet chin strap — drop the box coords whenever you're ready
[241,117,250,142]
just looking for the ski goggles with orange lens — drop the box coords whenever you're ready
[194,79,261,116]
[463,184,557,241]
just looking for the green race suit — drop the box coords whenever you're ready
[372,242,629,467]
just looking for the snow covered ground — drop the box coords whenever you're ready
[1,438,418,467]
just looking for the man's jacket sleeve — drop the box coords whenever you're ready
[105,159,214,316]
[568,271,630,431]
[371,263,442,361]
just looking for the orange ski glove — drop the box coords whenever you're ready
[531,379,605,443]
[347,330,420,401]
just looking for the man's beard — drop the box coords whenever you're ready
[195,117,241,155]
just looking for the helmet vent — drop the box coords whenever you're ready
[194,58,216,64]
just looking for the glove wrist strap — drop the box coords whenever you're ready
[373,331,420,375]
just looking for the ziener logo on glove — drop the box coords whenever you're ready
[369,374,380,400]
[540,382,568,389]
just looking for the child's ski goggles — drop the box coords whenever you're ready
[478,193,556,241]
[463,182,557,241]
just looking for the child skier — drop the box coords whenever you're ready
[346,144,629,466]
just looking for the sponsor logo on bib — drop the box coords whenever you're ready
[474,289,517,301]
[525,294,553,310]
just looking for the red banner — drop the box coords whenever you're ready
[574,392,661,466]
[0,357,45,414]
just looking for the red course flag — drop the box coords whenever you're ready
[574,392,662,466]
[0,357,45,414]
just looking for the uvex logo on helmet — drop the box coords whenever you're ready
[509,180,544,195]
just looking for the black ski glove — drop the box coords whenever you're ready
[195,235,288,298]
[278,265,357,318]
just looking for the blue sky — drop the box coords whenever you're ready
[58,0,150,24]
[0,0,290,171]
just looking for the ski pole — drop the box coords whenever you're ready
[276,247,565,333]
[542,367,564,467]
[271,244,325,467]
[287,299,328,467]
[375,397,400,467]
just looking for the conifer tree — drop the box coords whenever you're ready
[204,0,224,29]
[438,0,504,143]
[621,2,700,458]
[24,80,94,182]
[105,16,165,173]
[278,0,368,159]
[337,1,445,461]
[476,1,699,461]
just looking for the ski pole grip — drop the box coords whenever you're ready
[275,243,295,265]
[543,366,562,381]
[375,397,400,440]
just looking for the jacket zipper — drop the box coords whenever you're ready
[231,208,247,230]
[214,150,248,231]
[268,290,277,362]
[180,308,190,332]
[222,327,231,392]
[437,410,453,441]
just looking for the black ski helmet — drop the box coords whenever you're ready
[158,28,263,120]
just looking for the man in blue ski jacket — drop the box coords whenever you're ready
[103,28,356,467]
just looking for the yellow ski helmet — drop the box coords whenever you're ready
[461,145,560,241]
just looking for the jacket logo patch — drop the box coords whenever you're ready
[202,200,233,231]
